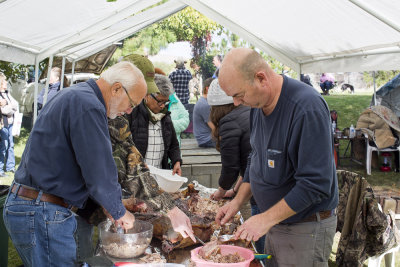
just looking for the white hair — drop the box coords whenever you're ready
[155,74,174,97]
[100,61,144,91]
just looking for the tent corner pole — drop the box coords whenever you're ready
[71,61,76,85]
[33,57,39,124]
[373,71,376,106]
[60,57,66,90]
[298,64,302,80]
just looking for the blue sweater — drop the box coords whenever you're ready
[15,79,125,220]
[244,75,338,224]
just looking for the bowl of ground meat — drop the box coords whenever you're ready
[99,219,153,259]
[191,242,254,267]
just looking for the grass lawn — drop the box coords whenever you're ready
[3,92,400,266]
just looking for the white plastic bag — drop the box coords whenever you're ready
[12,111,23,137]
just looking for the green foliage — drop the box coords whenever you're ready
[159,7,219,42]
[109,7,221,67]
[0,59,48,83]
[197,54,215,80]
[363,70,400,88]
[0,61,29,82]
[208,30,298,79]
[159,7,220,60]
[109,25,176,66]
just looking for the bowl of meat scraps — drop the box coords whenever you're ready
[99,219,153,259]
[191,241,254,267]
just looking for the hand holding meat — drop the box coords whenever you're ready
[167,206,195,242]
[235,212,272,242]
[172,162,182,176]
[216,199,240,226]
[115,210,135,230]
[210,187,226,201]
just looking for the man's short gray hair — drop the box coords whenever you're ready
[155,74,174,97]
[100,61,144,91]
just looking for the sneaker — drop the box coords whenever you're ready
[6,169,14,173]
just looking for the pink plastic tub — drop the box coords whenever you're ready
[191,245,254,267]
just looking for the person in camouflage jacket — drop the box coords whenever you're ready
[108,115,175,212]
[336,170,399,266]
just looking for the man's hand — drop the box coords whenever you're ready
[210,187,226,201]
[172,161,182,176]
[115,210,135,230]
[215,199,240,226]
[234,199,296,242]
[234,213,273,242]
[0,99,7,106]
[167,206,195,243]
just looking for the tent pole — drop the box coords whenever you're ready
[349,0,400,34]
[60,57,66,90]
[298,64,302,80]
[43,55,53,107]
[71,61,76,86]
[373,71,376,106]
[33,57,39,124]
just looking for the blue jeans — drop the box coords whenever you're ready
[3,184,77,266]
[0,124,15,172]
[251,204,266,254]
[198,139,216,148]
[320,81,334,94]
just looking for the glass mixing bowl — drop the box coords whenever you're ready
[99,219,153,259]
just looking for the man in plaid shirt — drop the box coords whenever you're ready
[169,58,192,105]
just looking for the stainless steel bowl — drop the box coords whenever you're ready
[99,219,153,259]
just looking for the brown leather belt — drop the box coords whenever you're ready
[301,209,336,223]
[12,184,70,209]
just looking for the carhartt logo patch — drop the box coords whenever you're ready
[268,159,275,168]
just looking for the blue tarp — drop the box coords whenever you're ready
[376,74,400,97]
[375,74,400,117]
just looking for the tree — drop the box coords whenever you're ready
[363,70,400,88]
[209,29,298,79]
[0,61,29,82]
[109,6,221,66]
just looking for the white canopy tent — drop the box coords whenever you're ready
[1,0,400,120]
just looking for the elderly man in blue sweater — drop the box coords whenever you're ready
[216,48,338,267]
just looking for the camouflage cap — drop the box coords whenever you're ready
[123,54,159,94]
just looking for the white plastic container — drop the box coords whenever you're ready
[148,165,188,193]
[349,124,355,138]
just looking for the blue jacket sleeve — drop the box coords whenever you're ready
[284,109,335,213]
[71,108,126,220]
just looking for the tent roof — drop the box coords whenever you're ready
[1,0,400,73]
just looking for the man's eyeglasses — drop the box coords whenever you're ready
[150,93,170,107]
[121,85,137,109]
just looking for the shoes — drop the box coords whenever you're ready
[0,173,5,177]
[6,169,14,173]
